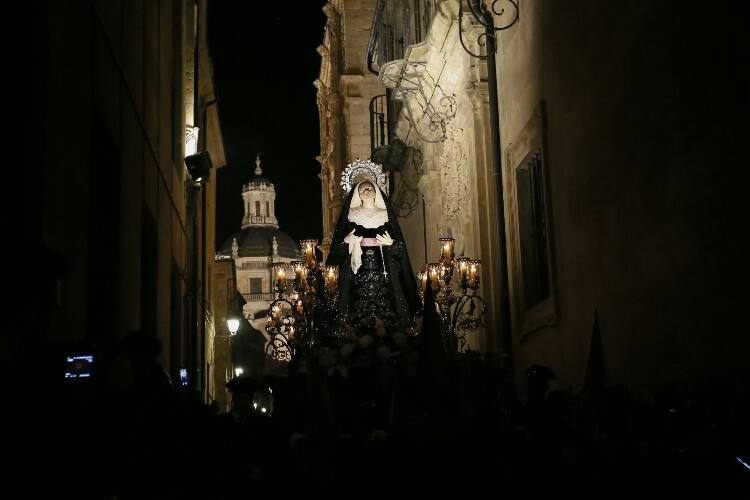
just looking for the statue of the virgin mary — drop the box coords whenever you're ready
[326,159,420,326]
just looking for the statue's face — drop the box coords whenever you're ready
[358,182,376,201]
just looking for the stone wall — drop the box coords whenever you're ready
[320,0,749,394]
[389,1,504,354]
[211,258,237,412]
[495,0,749,394]
[316,0,382,257]
[32,0,225,400]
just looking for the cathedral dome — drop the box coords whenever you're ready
[218,227,298,259]
[220,155,297,258]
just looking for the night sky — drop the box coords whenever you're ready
[208,1,327,250]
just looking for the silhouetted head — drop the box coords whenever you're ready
[526,364,556,382]
[225,374,257,395]
[526,364,557,400]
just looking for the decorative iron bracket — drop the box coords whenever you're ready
[458,0,519,59]
[378,54,456,143]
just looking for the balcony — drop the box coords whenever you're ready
[366,0,455,143]
[242,293,275,302]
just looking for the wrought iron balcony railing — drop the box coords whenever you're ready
[366,0,439,76]
[367,2,438,154]
[369,94,390,152]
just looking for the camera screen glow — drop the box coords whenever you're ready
[65,355,94,379]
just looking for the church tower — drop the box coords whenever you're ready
[217,155,299,341]
[241,155,279,229]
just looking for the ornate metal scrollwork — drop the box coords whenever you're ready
[390,146,424,218]
[264,256,345,365]
[379,59,457,143]
[458,0,519,60]
[442,292,487,352]
[264,298,297,362]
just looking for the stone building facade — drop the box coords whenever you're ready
[316,1,505,354]
[320,0,749,395]
[11,0,226,402]
[210,257,238,412]
[216,158,300,336]
[393,1,504,356]
[356,0,506,355]
[315,0,384,257]
[493,0,748,394]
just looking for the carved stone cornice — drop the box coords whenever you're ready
[339,74,363,84]
[342,96,364,105]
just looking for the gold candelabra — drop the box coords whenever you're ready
[265,240,340,361]
[417,237,486,352]
[265,235,485,361]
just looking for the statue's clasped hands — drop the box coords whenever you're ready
[376,231,393,246]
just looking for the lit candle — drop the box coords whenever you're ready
[456,257,471,289]
[427,263,441,293]
[301,239,318,269]
[439,238,455,265]
[291,261,307,291]
[325,265,339,294]
[273,263,287,294]
[469,259,481,290]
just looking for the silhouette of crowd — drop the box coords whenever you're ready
[3,242,749,497]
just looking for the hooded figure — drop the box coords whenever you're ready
[326,180,420,326]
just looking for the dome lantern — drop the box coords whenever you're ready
[241,154,279,229]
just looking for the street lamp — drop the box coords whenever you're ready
[184,150,213,184]
[226,315,240,336]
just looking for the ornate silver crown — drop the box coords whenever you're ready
[340,158,388,196]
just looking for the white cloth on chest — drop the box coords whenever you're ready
[344,231,363,274]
